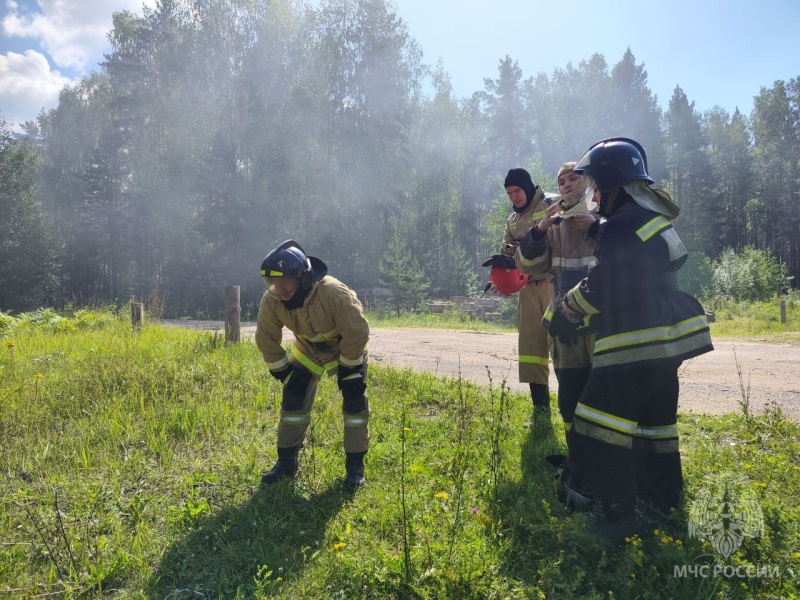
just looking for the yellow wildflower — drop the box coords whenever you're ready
[434,492,450,501]
[35,373,44,379]
[332,542,347,552]
[4,340,15,349]
[754,482,767,488]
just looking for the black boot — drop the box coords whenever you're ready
[344,452,366,491]
[261,446,299,486]
[530,383,550,411]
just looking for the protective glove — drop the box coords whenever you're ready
[481,254,516,269]
[548,306,580,346]
[270,364,294,383]
[337,364,367,394]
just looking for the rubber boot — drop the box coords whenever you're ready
[344,452,366,491]
[530,383,551,412]
[261,446,299,486]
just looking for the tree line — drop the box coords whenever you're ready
[1,0,798,316]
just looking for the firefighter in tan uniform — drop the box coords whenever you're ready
[483,168,555,412]
[518,162,600,440]
[255,240,370,491]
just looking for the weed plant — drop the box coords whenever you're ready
[0,310,798,599]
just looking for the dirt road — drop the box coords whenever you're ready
[165,321,800,421]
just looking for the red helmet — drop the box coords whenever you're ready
[490,266,529,296]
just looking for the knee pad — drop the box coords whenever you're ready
[282,368,312,411]
[342,388,367,414]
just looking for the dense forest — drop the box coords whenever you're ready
[1,0,798,317]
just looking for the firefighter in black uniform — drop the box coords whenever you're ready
[549,138,713,533]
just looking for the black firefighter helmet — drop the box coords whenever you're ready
[573,137,653,193]
[260,240,328,291]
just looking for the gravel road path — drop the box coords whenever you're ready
[162,321,800,420]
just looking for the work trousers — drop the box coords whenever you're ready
[276,351,370,454]
[567,359,683,518]
[548,291,595,435]
[517,278,554,384]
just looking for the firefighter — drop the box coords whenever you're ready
[549,138,713,533]
[517,161,600,440]
[255,240,370,492]
[483,168,556,414]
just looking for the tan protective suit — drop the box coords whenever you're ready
[516,194,599,431]
[501,187,556,384]
[255,275,369,453]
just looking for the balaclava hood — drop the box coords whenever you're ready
[504,168,538,213]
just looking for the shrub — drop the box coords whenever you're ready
[711,246,791,301]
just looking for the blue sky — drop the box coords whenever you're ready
[2,0,799,131]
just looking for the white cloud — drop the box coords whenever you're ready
[0,0,158,129]
[0,49,72,127]
[3,0,154,70]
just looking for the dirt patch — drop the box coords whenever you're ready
[160,321,800,421]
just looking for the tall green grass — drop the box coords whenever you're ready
[1,311,798,599]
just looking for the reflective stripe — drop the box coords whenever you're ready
[339,354,364,367]
[517,253,549,269]
[636,216,671,242]
[635,424,678,439]
[344,416,369,427]
[573,418,632,449]
[341,373,361,381]
[551,256,597,269]
[569,286,599,315]
[530,208,548,222]
[291,347,325,376]
[593,332,711,368]
[594,315,710,354]
[520,354,549,365]
[281,412,311,425]
[574,402,637,435]
[267,356,289,371]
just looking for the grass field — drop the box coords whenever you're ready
[0,309,798,599]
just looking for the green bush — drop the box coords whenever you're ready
[678,252,714,297]
[711,246,791,301]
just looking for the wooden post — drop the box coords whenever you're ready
[224,285,241,343]
[131,302,144,327]
[780,299,787,324]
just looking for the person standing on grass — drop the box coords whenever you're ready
[548,138,713,536]
[517,161,600,445]
[482,168,556,417]
[255,240,370,492]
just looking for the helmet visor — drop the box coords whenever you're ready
[261,272,301,300]
[580,174,598,212]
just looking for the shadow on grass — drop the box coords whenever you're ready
[488,408,603,589]
[148,481,349,598]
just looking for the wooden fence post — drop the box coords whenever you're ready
[225,285,241,343]
[131,301,144,327]
[780,299,787,324]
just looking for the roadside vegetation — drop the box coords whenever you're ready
[366,296,800,342]
[1,309,798,599]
